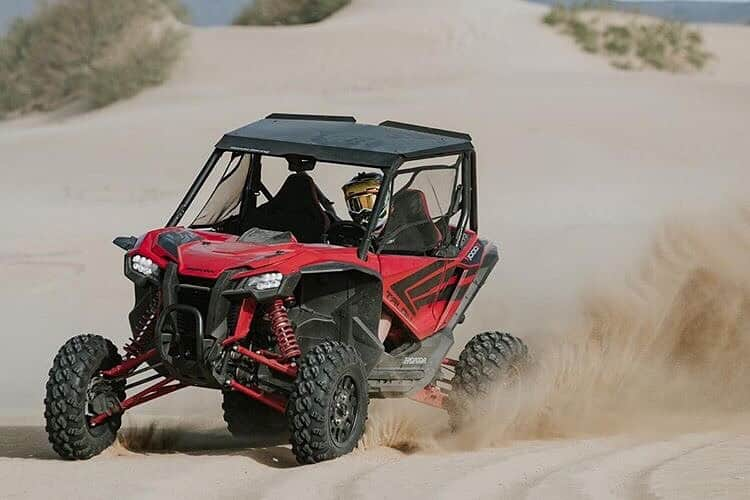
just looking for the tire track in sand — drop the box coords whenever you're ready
[525,431,729,500]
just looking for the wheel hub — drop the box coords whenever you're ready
[86,377,120,418]
[330,375,358,446]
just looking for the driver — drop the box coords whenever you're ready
[343,172,393,343]
[342,172,389,233]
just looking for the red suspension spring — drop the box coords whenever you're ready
[124,293,160,357]
[268,298,301,360]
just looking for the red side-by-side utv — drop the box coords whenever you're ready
[44,114,528,464]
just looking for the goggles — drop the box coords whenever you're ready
[343,178,381,214]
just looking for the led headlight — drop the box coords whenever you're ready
[131,255,160,277]
[243,272,283,291]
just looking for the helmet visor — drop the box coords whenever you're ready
[345,190,377,214]
[343,178,380,215]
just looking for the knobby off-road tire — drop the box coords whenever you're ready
[286,341,369,464]
[44,334,125,460]
[448,331,529,429]
[222,391,288,440]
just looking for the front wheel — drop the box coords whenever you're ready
[44,334,125,460]
[286,341,369,464]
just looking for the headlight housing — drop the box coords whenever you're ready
[131,255,160,277]
[242,272,283,291]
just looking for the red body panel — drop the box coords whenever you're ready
[379,231,482,338]
[130,227,484,339]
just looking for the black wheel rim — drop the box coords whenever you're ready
[330,375,359,447]
[85,372,120,434]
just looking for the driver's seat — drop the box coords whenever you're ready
[244,173,330,243]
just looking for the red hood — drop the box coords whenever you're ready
[176,239,299,278]
[135,228,374,280]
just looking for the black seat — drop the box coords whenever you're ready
[244,173,330,243]
[378,189,442,254]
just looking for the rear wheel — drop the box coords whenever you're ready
[44,334,125,460]
[286,341,368,464]
[447,331,528,429]
[222,391,288,441]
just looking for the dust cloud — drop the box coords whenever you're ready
[364,208,750,452]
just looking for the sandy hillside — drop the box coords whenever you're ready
[1,0,750,498]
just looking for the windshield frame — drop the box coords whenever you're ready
[166,148,477,261]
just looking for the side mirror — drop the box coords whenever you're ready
[113,235,137,251]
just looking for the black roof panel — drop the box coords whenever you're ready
[215,114,473,168]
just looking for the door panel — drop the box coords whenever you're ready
[378,255,447,340]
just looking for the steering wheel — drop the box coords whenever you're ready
[327,221,366,247]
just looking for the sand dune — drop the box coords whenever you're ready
[1,0,749,498]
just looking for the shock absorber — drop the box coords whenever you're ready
[124,293,160,357]
[268,298,301,360]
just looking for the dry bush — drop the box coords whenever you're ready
[233,0,350,26]
[0,0,188,118]
[542,4,711,72]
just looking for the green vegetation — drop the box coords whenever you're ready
[233,0,351,26]
[567,16,600,53]
[0,0,188,118]
[542,4,711,72]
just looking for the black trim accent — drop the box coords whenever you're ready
[379,120,472,141]
[390,261,444,315]
[157,229,202,259]
[454,284,470,301]
[413,292,438,309]
[409,273,443,299]
[469,150,478,232]
[266,113,356,123]
[300,261,381,279]
[368,368,425,380]
[113,236,137,251]
[437,282,457,301]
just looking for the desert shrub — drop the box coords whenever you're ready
[635,22,710,71]
[603,25,632,55]
[636,24,669,69]
[0,0,187,118]
[233,0,350,26]
[567,16,600,53]
[541,4,711,73]
[88,32,186,108]
[611,60,634,70]
[543,5,568,26]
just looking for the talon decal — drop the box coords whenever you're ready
[390,261,445,315]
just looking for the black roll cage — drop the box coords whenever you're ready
[167,147,478,262]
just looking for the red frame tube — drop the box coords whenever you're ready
[222,299,256,346]
[233,345,298,378]
[229,379,287,413]
[101,349,157,378]
[409,384,447,409]
[442,357,458,367]
[89,377,185,427]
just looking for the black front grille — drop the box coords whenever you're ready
[175,276,214,357]
[226,302,241,337]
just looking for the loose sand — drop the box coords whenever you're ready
[1,1,749,498]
